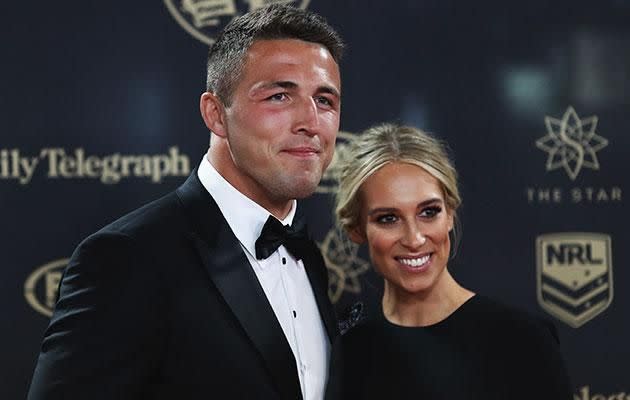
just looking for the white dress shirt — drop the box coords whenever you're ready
[197,156,330,400]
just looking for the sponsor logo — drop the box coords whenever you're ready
[315,130,371,302]
[525,186,622,204]
[527,106,621,205]
[574,386,630,400]
[0,146,190,185]
[24,258,69,317]
[319,227,371,303]
[536,106,608,181]
[317,131,370,303]
[317,131,356,194]
[164,0,311,45]
[536,233,613,328]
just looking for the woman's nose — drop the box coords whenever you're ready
[400,223,426,248]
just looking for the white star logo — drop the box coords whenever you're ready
[536,106,608,180]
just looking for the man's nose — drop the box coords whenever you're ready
[294,97,319,135]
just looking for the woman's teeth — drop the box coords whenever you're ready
[398,255,430,268]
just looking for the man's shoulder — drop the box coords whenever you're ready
[100,190,183,238]
[82,173,225,252]
[93,181,218,248]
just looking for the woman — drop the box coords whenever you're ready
[328,123,572,399]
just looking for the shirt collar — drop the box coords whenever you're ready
[197,155,296,258]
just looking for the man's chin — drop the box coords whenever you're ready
[284,176,322,199]
[290,183,320,199]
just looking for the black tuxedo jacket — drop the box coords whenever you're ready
[27,171,339,399]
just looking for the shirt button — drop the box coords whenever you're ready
[282,257,286,265]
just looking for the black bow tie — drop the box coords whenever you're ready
[255,215,310,260]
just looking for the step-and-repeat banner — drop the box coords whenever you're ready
[3,1,628,398]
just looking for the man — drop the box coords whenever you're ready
[27,5,344,399]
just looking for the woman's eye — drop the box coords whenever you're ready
[376,214,398,224]
[420,206,442,218]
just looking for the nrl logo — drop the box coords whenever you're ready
[164,0,312,45]
[535,106,608,181]
[536,233,613,328]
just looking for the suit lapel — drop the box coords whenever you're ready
[301,240,339,343]
[176,171,302,400]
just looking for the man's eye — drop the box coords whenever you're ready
[315,96,333,107]
[268,93,288,101]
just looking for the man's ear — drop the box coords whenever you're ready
[347,225,366,244]
[200,91,227,137]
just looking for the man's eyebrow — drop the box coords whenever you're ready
[250,81,340,98]
[251,81,298,93]
[317,85,341,99]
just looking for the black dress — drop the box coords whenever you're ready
[327,295,572,400]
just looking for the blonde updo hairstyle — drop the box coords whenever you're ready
[335,123,462,249]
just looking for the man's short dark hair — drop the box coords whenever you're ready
[206,4,344,106]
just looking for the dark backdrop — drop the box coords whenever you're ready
[3,1,628,398]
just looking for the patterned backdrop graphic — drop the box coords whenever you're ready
[3,1,629,398]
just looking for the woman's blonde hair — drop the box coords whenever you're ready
[335,123,462,241]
